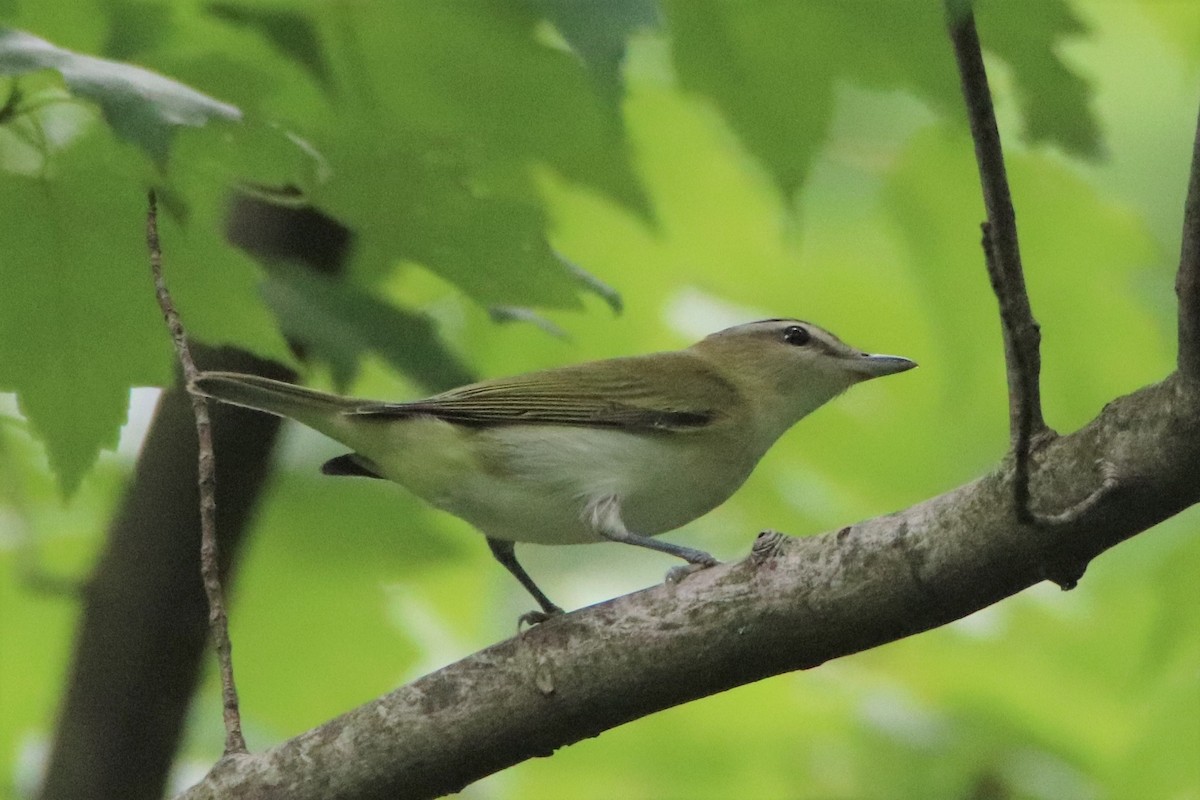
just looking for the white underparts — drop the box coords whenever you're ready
[585,494,627,538]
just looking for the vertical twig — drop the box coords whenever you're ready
[1177,102,1200,384]
[945,4,1047,523]
[146,190,247,756]
[945,4,1119,541]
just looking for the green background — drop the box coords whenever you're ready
[0,1,1197,798]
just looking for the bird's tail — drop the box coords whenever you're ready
[191,372,358,432]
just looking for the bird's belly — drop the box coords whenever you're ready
[439,425,758,545]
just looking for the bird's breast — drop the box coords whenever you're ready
[452,424,764,544]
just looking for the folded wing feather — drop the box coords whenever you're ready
[346,352,738,433]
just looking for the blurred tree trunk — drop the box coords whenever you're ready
[38,346,291,800]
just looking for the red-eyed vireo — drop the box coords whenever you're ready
[192,319,914,620]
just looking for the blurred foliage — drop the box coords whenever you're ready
[0,1,1197,799]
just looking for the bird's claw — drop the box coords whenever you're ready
[665,559,718,586]
[517,606,565,632]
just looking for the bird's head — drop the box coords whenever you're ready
[692,318,916,428]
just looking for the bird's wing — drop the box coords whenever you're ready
[345,352,739,432]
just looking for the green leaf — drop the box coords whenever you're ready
[559,252,623,314]
[666,0,1099,196]
[205,3,333,90]
[200,1,646,313]
[316,134,590,310]
[99,0,174,62]
[976,0,1102,159]
[531,0,660,110]
[666,1,956,198]
[0,104,292,494]
[487,306,569,339]
[314,1,649,215]
[260,264,474,394]
[0,28,241,164]
[0,70,95,175]
[150,178,295,369]
[0,125,166,495]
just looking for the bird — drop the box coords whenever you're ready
[191,318,915,621]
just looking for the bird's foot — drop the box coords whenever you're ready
[665,557,718,586]
[517,605,565,633]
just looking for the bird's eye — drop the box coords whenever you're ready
[783,325,811,346]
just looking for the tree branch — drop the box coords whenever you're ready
[1178,101,1200,383]
[147,190,245,755]
[946,5,1049,527]
[178,374,1200,800]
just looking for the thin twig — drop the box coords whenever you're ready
[979,222,1038,520]
[146,190,247,756]
[946,5,1049,524]
[1177,101,1200,383]
[948,8,1122,529]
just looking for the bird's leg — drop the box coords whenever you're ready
[587,495,720,579]
[486,537,564,624]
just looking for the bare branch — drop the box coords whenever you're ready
[1178,101,1200,383]
[980,224,1119,532]
[947,6,1051,526]
[178,375,1200,800]
[146,191,246,756]
[979,221,1037,521]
